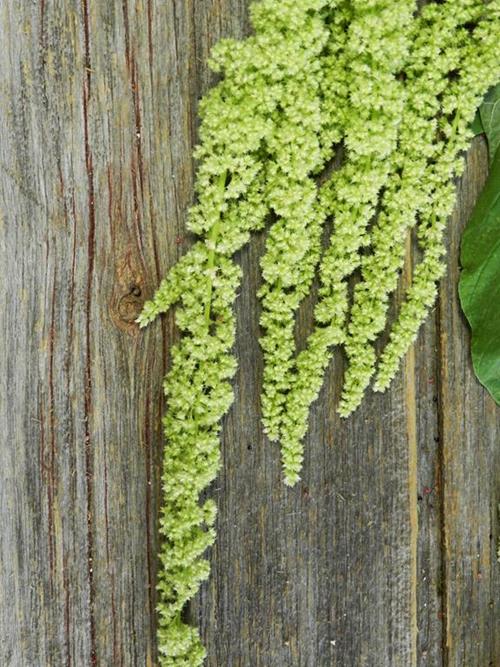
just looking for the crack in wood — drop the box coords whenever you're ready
[81,0,97,663]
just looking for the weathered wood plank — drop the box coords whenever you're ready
[0,0,187,663]
[414,305,444,666]
[190,232,417,666]
[438,138,500,667]
[0,1,498,666]
[188,3,418,664]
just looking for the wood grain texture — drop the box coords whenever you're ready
[438,139,500,667]
[0,2,498,666]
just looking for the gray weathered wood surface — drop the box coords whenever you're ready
[0,2,498,665]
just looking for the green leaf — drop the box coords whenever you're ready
[470,109,484,136]
[479,83,500,163]
[459,145,500,404]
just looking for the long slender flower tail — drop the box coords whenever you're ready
[144,1,333,661]
[374,6,500,392]
[258,0,346,444]
[259,0,349,448]
[155,175,268,663]
[157,255,241,665]
[154,182,269,663]
[338,0,487,417]
[277,0,416,485]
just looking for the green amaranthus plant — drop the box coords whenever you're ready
[272,0,416,484]
[258,0,350,470]
[139,2,340,662]
[341,0,500,411]
[138,0,500,663]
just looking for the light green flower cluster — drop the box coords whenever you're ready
[258,0,349,445]
[153,247,240,666]
[139,0,500,661]
[339,0,494,416]
[275,0,416,484]
[138,1,345,663]
[374,1,500,391]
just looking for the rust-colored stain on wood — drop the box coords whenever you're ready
[0,2,498,666]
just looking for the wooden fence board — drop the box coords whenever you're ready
[438,139,500,667]
[0,2,498,666]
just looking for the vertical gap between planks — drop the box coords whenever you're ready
[435,229,449,667]
[404,234,419,667]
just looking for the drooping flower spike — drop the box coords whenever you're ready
[258,0,348,449]
[374,1,500,392]
[339,0,493,416]
[138,1,499,662]
[276,0,416,484]
[138,2,344,662]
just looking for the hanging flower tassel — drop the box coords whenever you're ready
[338,0,486,417]
[276,0,416,484]
[258,0,343,446]
[374,6,500,391]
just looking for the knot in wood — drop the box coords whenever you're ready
[117,285,143,323]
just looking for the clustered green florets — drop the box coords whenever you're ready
[138,0,500,663]
[340,0,499,413]
[272,0,416,484]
